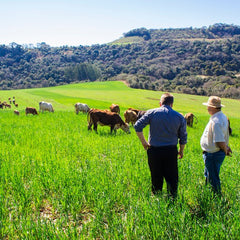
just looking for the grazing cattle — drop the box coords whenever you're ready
[87,108,130,134]
[124,110,138,125]
[127,108,146,121]
[110,104,120,114]
[127,107,140,114]
[14,110,20,115]
[127,108,140,114]
[184,113,198,127]
[0,103,3,109]
[25,107,38,115]
[14,103,18,107]
[75,103,90,114]
[137,110,147,120]
[39,101,54,113]
[5,104,11,109]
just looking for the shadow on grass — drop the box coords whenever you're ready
[187,186,231,221]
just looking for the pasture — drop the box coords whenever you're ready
[0,81,239,239]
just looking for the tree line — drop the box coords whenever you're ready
[0,23,240,98]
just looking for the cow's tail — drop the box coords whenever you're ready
[193,114,198,124]
[87,108,93,124]
[39,101,42,112]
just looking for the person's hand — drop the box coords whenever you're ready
[142,142,151,151]
[178,150,183,159]
[226,146,232,157]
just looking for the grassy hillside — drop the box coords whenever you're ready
[0,81,239,239]
[1,81,240,118]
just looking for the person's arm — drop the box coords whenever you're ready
[178,144,185,159]
[216,142,232,156]
[213,122,232,156]
[134,111,151,150]
[178,116,187,159]
[136,132,151,150]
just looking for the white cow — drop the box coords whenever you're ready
[39,101,54,113]
[75,103,90,114]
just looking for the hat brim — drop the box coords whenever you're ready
[202,102,225,108]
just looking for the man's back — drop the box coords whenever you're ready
[134,105,187,147]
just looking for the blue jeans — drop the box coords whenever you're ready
[203,150,225,193]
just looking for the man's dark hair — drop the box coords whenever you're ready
[160,93,174,105]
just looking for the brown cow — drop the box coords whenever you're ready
[127,107,139,114]
[137,110,147,120]
[227,117,232,135]
[124,110,138,125]
[5,103,11,109]
[184,113,198,127]
[127,108,147,121]
[110,104,120,114]
[14,110,20,115]
[25,107,38,115]
[87,108,130,134]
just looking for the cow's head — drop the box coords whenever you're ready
[121,123,130,134]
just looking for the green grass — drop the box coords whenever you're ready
[110,36,144,45]
[0,81,239,239]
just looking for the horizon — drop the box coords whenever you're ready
[1,0,240,47]
[2,23,239,48]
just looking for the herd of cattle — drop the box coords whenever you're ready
[0,97,18,109]
[75,103,146,134]
[0,98,54,116]
[0,99,232,135]
[75,103,203,134]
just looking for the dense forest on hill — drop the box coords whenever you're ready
[1,23,240,98]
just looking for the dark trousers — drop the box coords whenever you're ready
[147,145,178,197]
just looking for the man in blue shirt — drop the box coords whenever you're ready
[134,93,187,198]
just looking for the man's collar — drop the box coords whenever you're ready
[211,110,222,118]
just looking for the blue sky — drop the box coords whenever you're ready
[1,0,240,47]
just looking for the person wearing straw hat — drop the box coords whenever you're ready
[200,96,232,194]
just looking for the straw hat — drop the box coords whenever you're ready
[202,96,225,108]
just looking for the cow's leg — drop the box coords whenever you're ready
[93,123,98,132]
[110,125,117,134]
[88,122,92,131]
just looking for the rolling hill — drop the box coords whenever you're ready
[1,23,240,98]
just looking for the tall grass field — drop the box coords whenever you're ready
[0,81,239,239]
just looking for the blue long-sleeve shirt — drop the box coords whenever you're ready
[134,105,187,147]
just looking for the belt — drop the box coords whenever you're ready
[203,150,223,154]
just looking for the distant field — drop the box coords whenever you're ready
[110,36,144,45]
[0,81,239,239]
[1,81,239,117]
